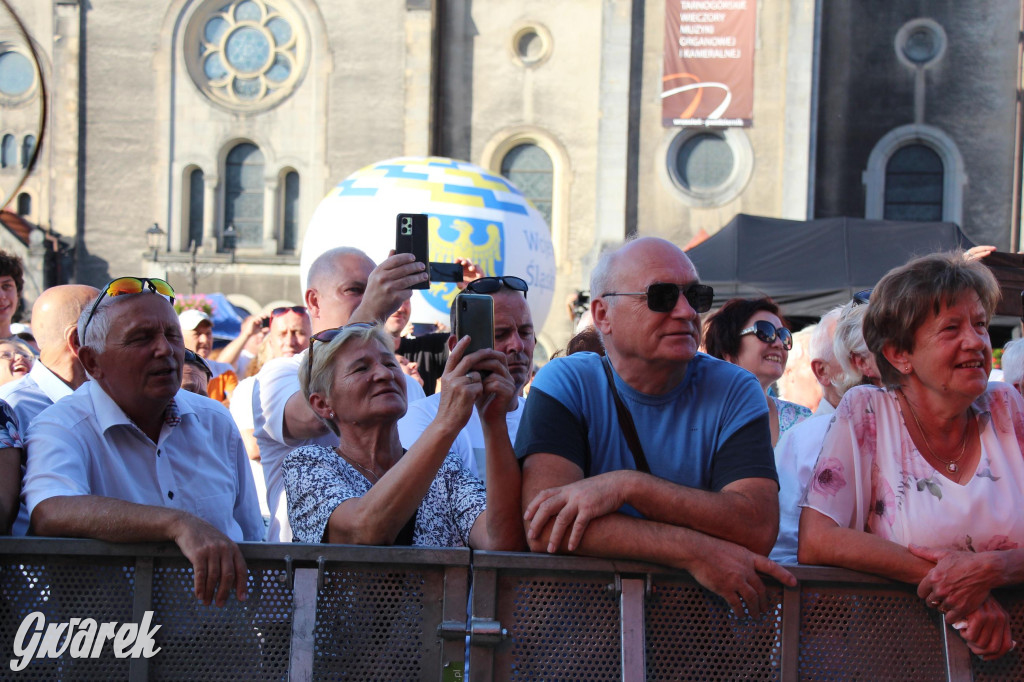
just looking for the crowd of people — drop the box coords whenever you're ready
[2,237,1024,659]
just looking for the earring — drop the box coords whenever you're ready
[904,365,911,374]
[329,411,335,419]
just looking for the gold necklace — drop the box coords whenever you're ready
[334,447,380,483]
[898,389,970,474]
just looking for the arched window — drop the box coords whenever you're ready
[884,144,943,221]
[188,168,205,248]
[224,142,264,249]
[20,135,35,169]
[282,170,299,253]
[500,143,553,226]
[0,135,14,168]
[15,193,29,216]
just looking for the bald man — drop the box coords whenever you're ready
[0,284,98,535]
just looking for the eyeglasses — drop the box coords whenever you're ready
[852,289,872,305]
[0,349,32,363]
[465,276,529,298]
[307,322,376,377]
[740,320,793,350]
[183,349,212,380]
[271,305,307,318]
[601,282,714,314]
[82,277,176,336]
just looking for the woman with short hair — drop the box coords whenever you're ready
[283,323,525,550]
[800,251,1024,660]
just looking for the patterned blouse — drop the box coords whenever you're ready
[283,444,486,546]
[0,399,22,449]
[802,383,1024,551]
[773,397,813,437]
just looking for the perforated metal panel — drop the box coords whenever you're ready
[972,591,1024,681]
[493,575,622,680]
[799,584,947,680]
[645,581,783,680]
[312,566,443,680]
[0,556,134,680]
[147,559,292,681]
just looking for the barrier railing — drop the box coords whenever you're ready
[1,538,1022,681]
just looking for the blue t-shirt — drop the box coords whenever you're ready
[515,353,777,502]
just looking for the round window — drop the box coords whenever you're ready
[674,134,734,192]
[0,51,34,98]
[186,0,308,111]
[511,24,552,67]
[895,19,946,69]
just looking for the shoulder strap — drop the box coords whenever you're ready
[600,355,651,474]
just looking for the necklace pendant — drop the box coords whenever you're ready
[947,462,958,473]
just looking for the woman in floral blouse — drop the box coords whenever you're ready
[800,251,1024,661]
[704,297,812,446]
[283,323,524,551]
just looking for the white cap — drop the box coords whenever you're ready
[178,309,212,331]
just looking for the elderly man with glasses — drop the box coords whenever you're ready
[22,277,264,607]
[516,237,795,618]
[398,276,534,480]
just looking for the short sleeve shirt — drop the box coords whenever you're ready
[515,352,777,505]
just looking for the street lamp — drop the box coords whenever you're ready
[145,223,165,262]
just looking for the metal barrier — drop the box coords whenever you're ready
[1,539,1022,681]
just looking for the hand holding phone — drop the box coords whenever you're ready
[455,293,494,355]
[396,213,429,290]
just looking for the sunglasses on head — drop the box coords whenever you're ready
[740,320,793,350]
[465,276,529,298]
[272,305,307,318]
[82,277,176,336]
[601,282,714,314]
[306,322,376,377]
[852,289,872,306]
[183,349,212,380]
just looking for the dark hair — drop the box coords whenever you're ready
[864,251,1000,387]
[565,326,605,356]
[0,250,24,295]
[703,297,783,361]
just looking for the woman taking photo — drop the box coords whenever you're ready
[800,251,1024,660]
[704,298,812,446]
[283,322,525,550]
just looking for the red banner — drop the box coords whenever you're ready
[662,0,756,127]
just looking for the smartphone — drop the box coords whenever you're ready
[396,213,429,290]
[455,293,494,355]
[429,261,464,283]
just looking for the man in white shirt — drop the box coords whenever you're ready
[253,247,427,542]
[24,279,263,606]
[398,277,535,478]
[0,284,98,536]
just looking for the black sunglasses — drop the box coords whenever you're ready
[272,305,307,318]
[465,276,529,298]
[852,289,872,305]
[740,320,793,350]
[601,282,714,314]
[307,322,376,377]
[183,349,212,380]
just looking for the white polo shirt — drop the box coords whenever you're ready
[252,350,426,542]
[23,381,264,542]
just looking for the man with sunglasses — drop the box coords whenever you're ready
[517,238,795,618]
[398,276,534,479]
[0,284,98,536]
[253,247,427,542]
[23,278,264,607]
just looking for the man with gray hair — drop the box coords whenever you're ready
[253,247,427,542]
[1000,339,1024,395]
[23,277,263,606]
[0,284,98,535]
[517,237,794,617]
